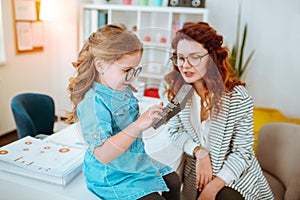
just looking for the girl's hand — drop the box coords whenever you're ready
[135,102,164,131]
[195,150,213,191]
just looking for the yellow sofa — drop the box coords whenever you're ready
[253,107,300,152]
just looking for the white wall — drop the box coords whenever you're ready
[1,0,299,135]
[206,0,300,118]
[246,0,300,118]
[0,0,81,135]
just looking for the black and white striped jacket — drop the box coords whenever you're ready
[168,85,273,200]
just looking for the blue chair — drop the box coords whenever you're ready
[11,93,55,139]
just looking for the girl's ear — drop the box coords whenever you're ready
[94,58,107,74]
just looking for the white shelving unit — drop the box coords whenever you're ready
[79,4,208,92]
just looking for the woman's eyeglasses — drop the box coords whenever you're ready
[115,62,142,81]
[171,52,209,67]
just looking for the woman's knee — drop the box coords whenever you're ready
[163,172,181,191]
[216,187,244,200]
[138,192,165,200]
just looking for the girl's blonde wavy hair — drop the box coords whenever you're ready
[66,24,143,123]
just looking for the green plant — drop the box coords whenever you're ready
[229,3,255,79]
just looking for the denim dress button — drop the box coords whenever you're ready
[92,133,98,138]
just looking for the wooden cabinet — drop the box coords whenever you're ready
[79,4,208,96]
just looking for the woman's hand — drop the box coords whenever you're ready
[197,181,217,200]
[195,149,213,191]
[197,177,226,200]
[135,102,164,131]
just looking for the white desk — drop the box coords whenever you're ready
[0,97,182,200]
[0,170,98,200]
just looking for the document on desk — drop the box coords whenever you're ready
[45,122,88,150]
[0,126,86,186]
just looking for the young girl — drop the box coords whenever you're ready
[165,22,273,200]
[67,24,180,200]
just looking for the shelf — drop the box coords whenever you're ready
[81,4,208,14]
[139,73,164,80]
[142,42,169,49]
[79,3,208,85]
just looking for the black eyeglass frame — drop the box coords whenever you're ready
[114,62,143,82]
[124,65,142,82]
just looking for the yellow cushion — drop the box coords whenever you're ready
[253,107,300,153]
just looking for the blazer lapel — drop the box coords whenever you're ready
[180,99,200,144]
[209,95,231,174]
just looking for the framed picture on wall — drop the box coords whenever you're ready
[12,0,44,54]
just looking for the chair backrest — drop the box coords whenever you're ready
[11,93,55,139]
[256,122,300,189]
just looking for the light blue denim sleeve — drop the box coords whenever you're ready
[77,95,112,151]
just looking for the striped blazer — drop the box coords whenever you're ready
[168,85,273,200]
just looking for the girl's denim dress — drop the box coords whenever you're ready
[77,82,173,200]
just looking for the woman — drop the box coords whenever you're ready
[165,22,273,200]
